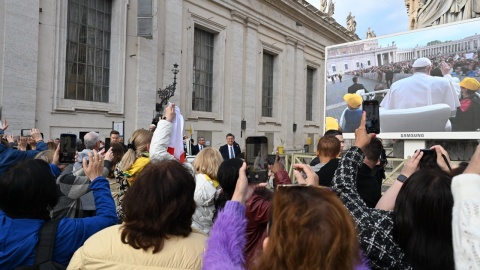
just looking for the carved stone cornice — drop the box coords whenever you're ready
[246,17,260,30]
[286,36,296,46]
[296,41,305,50]
[231,10,247,24]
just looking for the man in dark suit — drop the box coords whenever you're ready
[191,136,207,155]
[385,67,394,89]
[348,76,368,94]
[219,133,241,160]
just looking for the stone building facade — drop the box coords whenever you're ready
[0,0,356,152]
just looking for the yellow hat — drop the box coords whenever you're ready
[343,93,362,108]
[325,117,339,132]
[459,77,480,91]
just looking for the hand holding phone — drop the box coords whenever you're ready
[363,100,380,134]
[59,133,77,163]
[246,136,268,183]
[293,163,319,186]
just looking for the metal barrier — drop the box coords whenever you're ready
[277,151,407,186]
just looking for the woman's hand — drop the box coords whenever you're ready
[293,163,319,186]
[270,155,284,174]
[30,128,43,142]
[354,112,374,150]
[104,147,114,161]
[1,119,9,131]
[18,137,28,151]
[232,162,265,204]
[431,145,452,172]
[83,150,104,182]
[400,150,423,178]
[52,144,68,170]
[164,103,176,123]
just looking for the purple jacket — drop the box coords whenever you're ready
[203,201,370,270]
[203,201,246,270]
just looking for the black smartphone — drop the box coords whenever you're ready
[104,138,111,151]
[21,129,30,137]
[267,154,276,165]
[246,136,268,183]
[59,133,77,163]
[363,100,380,134]
[417,149,436,163]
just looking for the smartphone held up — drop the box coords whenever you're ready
[363,100,380,134]
[59,133,77,163]
[245,136,268,183]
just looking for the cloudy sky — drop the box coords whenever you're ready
[306,0,409,38]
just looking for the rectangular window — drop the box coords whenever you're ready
[367,60,371,66]
[344,64,349,70]
[192,28,214,112]
[262,52,274,117]
[356,62,360,68]
[65,0,112,103]
[306,68,314,121]
[332,65,336,72]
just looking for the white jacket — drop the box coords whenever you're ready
[149,120,193,173]
[451,173,480,269]
[191,173,220,235]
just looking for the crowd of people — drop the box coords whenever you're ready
[1,102,480,269]
[353,51,480,80]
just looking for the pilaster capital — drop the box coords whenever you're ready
[231,10,247,24]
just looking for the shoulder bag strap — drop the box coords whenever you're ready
[33,218,62,265]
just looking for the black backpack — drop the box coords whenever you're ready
[15,218,66,270]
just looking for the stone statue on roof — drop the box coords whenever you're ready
[346,12,356,32]
[320,0,327,13]
[327,0,335,16]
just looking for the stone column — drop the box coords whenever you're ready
[135,0,159,130]
[230,10,246,138]
[293,40,305,147]
[284,36,296,147]
[0,0,39,132]
[162,0,182,105]
[243,18,260,136]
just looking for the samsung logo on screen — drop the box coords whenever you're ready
[401,133,425,138]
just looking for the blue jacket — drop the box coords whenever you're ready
[0,141,47,176]
[344,108,363,133]
[0,176,117,269]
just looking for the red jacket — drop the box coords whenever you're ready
[244,170,291,264]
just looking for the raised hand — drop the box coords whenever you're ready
[164,103,176,123]
[83,150,104,181]
[431,145,452,172]
[1,119,9,131]
[30,128,43,142]
[400,150,423,178]
[354,111,374,150]
[104,147,114,161]
[293,163,319,186]
[18,137,28,151]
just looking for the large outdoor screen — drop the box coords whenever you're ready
[325,18,480,139]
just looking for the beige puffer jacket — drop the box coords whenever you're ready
[68,225,207,270]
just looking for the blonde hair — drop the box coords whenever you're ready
[120,129,152,171]
[34,150,55,163]
[192,147,223,180]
